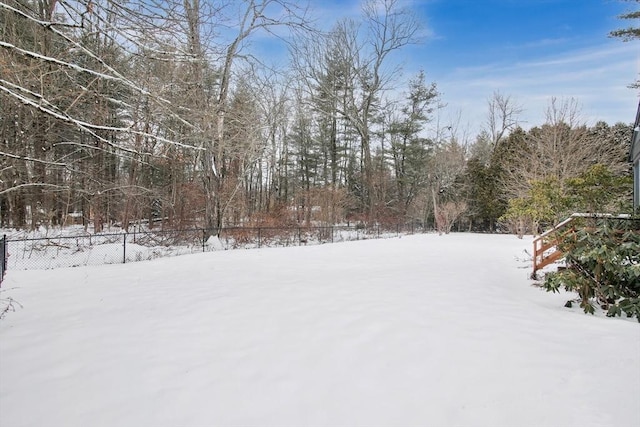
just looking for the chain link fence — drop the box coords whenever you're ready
[4,223,427,271]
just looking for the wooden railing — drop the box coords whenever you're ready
[532,213,632,275]
[532,216,574,274]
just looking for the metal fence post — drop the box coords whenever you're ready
[1,235,6,287]
[258,228,262,248]
[202,229,206,253]
[123,233,127,264]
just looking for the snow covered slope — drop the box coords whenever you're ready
[1,233,638,427]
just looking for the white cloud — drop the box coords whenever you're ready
[431,41,639,136]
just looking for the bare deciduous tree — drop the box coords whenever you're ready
[486,91,523,147]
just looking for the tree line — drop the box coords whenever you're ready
[0,0,634,234]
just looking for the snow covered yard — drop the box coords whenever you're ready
[1,233,638,427]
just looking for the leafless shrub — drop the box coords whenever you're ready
[435,202,467,235]
[0,289,22,320]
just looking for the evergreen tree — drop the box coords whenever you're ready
[609,0,639,87]
[388,71,439,218]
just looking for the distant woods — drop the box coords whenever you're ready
[0,0,634,233]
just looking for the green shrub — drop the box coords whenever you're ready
[543,218,640,321]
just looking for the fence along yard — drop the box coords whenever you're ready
[4,223,425,271]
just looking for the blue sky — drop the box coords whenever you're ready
[303,0,639,137]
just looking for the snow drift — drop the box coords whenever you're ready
[0,233,638,427]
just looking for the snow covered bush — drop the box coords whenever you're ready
[543,218,640,320]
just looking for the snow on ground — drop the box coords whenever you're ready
[0,233,638,427]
